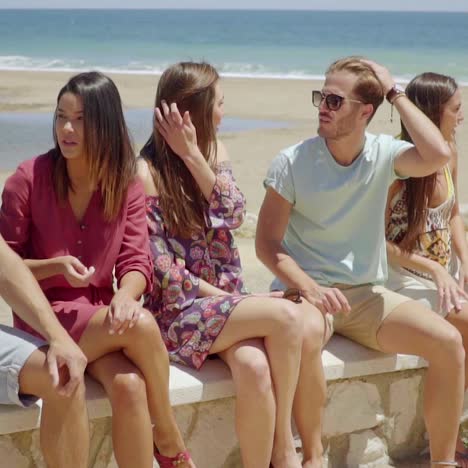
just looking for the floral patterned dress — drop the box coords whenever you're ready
[144,162,250,369]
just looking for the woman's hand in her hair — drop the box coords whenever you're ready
[59,255,95,288]
[431,262,468,314]
[155,101,203,162]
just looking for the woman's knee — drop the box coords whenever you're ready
[302,309,326,355]
[129,308,165,347]
[230,352,273,397]
[274,300,303,340]
[110,371,147,409]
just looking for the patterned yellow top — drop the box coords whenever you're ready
[386,166,455,279]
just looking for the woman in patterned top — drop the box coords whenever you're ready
[137,62,327,468]
[385,72,468,465]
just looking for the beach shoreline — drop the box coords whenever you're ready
[1,69,468,213]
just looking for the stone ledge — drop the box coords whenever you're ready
[323,335,427,381]
[0,334,427,437]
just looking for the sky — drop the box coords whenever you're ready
[1,0,467,11]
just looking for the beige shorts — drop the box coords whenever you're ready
[324,283,412,351]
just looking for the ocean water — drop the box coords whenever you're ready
[0,111,290,170]
[0,9,467,83]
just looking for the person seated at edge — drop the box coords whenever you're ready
[255,56,464,468]
[385,72,468,467]
[0,234,88,467]
[137,61,326,468]
[0,72,195,468]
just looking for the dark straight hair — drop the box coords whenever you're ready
[52,71,136,220]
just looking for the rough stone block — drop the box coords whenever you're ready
[323,382,383,437]
[175,398,240,468]
[390,376,422,446]
[346,429,390,468]
[0,436,30,468]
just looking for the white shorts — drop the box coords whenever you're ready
[385,265,466,317]
[0,325,46,407]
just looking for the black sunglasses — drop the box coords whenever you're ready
[282,288,303,304]
[312,90,363,111]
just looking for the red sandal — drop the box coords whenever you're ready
[154,448,192,467]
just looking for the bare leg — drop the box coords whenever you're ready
[377,300,465,465]
[446,305,468,468]
[19,347,89,468]
[86,352,153,468]
[218,339,276,468]
[78,307,193,466]
[292,302,328,468]
[210,297,303,468]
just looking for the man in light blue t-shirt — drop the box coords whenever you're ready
[256,57,462,467]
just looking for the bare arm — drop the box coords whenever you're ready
[256,188,350,315]
[24,257,95,286]
[256,188,318,292]
[108,269,150,336]
[0,236,67,340]
[0,236,86,395]
[364,60,451,178]
[448,148,468,288]
[24,258,64,280]
[393,96,451,177]
[156,102,217,200]
[198,279,229,297]
[386,240,441,276]
[386,239,467,312]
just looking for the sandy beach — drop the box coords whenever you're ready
[2,69,468,215]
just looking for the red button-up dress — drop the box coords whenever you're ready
[0,153,153,342]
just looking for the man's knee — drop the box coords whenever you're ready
[40,367,86,403]
[436,324,465,366]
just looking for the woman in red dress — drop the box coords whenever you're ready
[0,72,194,468]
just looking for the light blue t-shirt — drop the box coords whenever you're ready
[264,133,413,288]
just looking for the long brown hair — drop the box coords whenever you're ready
[399,72,458,250]
[140,62,219,237]
[52,71,136,220]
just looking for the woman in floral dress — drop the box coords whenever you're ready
[384,72,468,467]
[137,62,327,468]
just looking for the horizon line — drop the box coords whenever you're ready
[1,7,468,12]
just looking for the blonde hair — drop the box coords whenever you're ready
[327,56,384,122]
